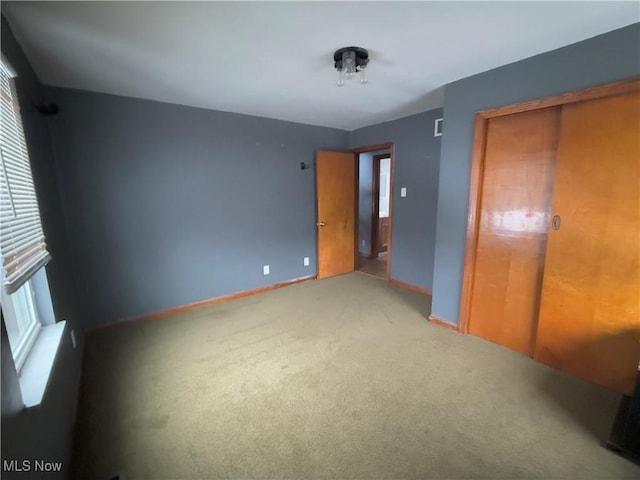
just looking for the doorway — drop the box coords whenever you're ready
[355,145,393,280]
[314,143,394,282]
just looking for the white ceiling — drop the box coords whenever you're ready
[3,1,638,130]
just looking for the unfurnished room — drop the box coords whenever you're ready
[0,2,639,479]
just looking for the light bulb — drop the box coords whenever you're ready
[336,68,345,87]
[359,68,368,85]
[343,51,356,80]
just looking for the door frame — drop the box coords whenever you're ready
[458,77,640,334]
[352,142,395,281]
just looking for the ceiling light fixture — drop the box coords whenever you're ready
[334,46,369,87]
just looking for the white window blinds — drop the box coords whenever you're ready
[0,60,51,294]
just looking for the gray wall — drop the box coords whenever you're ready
[432,22,640,324]
[1,16,83,480]
[349,110,442,291]
[46,87,349,329]
[358,152,373,255]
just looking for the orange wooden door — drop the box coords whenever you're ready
[535,91,640,394]
[316,151,356,279]
[468,107,561,355]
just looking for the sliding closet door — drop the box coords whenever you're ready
[468,107,560,355]
[535,91,640,394]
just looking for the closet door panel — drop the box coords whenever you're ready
[468,107,560,355]
[535,91,640,394]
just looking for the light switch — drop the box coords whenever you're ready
[400,187,407,197]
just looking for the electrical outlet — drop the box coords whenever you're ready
[71,329,76,349]
[401,187,407,197]
[303,257,310,266]
[263,265,270,275]
[361,240,365,248]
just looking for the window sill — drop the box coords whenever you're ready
[18,321,66,408]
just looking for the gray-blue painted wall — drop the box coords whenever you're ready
[432,22,640,324]
[1,17,82,480]
[45,87,349,329]
[349,110,442,292]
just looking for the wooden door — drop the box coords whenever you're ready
[535,91,640,394]
[316,151,356,279]
[468,107,561,355]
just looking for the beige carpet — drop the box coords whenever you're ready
[73,273,639,479]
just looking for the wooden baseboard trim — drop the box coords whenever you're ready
[389,277,432,296]
[92,275,317,332]
[428,314,459,332]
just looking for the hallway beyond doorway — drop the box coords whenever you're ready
[358,251,387,279]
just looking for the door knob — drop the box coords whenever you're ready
[317,222,326,227]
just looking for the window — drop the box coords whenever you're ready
[1,280,40,371]
[0,58,52,371]
[0,59,52,293]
